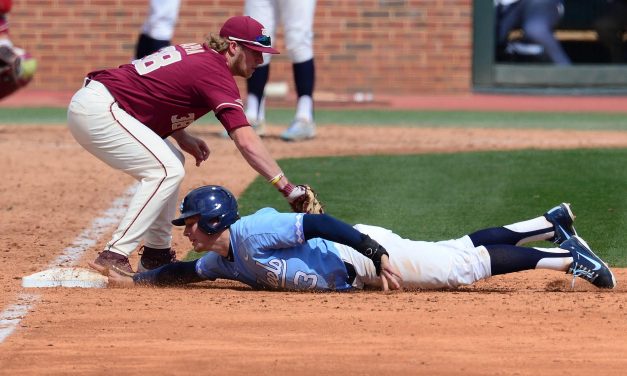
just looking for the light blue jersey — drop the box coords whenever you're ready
[195,208,353,291]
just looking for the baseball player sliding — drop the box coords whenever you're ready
[90,185,616,291]
[68,16,319,277]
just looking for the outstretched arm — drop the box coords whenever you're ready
[89,260,206,287]
[133,260,206,286]
[229,126,320,212]
[303,214,403,290]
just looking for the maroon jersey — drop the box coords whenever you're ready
[88,43,248,138]
[0,0,12,14]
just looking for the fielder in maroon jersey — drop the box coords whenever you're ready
[67,15,313,275]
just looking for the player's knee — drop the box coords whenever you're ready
[285,31,313,63]
[287,46,313,64]
[163,159,185,186]
[523,21,554,43]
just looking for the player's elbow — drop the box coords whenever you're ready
[232,126,262,154]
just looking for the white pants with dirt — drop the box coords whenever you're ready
[67,79,185,257]
[335,224,492,290]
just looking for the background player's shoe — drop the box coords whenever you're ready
[280,118,316,141]
[560,236,616,289]
[544,203,577,244]
[93,250,134,276]
[250,117,266,137]
[137,246,177,272]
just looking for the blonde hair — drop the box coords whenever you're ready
[206,33,229,52]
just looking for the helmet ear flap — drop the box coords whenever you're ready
[198,215,224,235]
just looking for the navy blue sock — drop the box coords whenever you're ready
[469,227,551,247]
[292,59,315,97]
[247,64,270,99]
[486,244,568,275]
[135,33,170,59]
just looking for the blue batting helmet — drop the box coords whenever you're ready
[171,185,240,234]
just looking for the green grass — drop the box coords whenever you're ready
[235,149,627,267]
[0,107,69,124]
[3,107,627,130]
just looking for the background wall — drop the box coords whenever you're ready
[8,0,472,96]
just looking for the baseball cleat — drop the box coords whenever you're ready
[93,250,135,276]
[544,203,577,244]
[137,247,178,273]
[560,236,616,289]
[280,118,316,141]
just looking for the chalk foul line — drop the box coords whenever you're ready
[0,184,137,344]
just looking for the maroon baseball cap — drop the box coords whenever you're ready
[219,16,280,54]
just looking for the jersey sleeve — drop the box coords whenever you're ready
[0,0,12,14]
[215,107,249,133]
[235,208,307,250]
[195,252,236,280]
[194,60,247,132]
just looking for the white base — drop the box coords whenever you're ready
[22,267,108,288]
[264,81,289,98]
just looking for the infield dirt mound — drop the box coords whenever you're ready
[0,124,625,375]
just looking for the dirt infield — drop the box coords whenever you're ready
[1,124,626,375]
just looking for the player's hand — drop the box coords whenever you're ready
[172,130,210,166]
[379,255,403,292]
[88,262,136,288]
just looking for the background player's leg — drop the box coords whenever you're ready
[521,0,571,65]
[135,0,181,59]
[292,58,315,122]
[245,64,270,132]
[495,1,524,56]
[279,0,317,141]
[135,34,170,60]
[244,0,276,135]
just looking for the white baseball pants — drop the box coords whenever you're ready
[67,79,185,257]
[335,224,492,290]
[142,0,181,41]
[245,0,316,64]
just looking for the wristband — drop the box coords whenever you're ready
[268,172,284,186]
[279,182,295,197]
[355,234,389,276]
